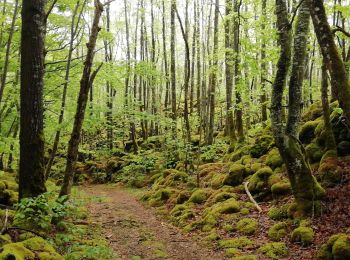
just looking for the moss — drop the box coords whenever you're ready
[205,229,220,241]
[250,135,274,158]
[271,180,292,197]
[291,227,314,246]
[149,188,175,207]
[240,208,250,215]
[240,155,253,165]
[212,191,234,203]
[210,173,226,189]
[265,148,283,169]
[0,234,11,246]
[170,205,195,227]
[224,164,246,186]
[299,120,320,144]
[236,218,258,235]
[248,167,273,198]
[188,189,209,204]
[223,224,234,232]
[232,256,257,260]
[316,233,350,260]
[268,222,287,241]
[319,156,345,187]
[0,243,36,259]
[305,142,323,163]
[258,242,288,259]
[268,205,289,220]
[225,247,241,256]
[250,163,264,173]
[302,101,323,121]
[219,236,254,249]
[175,191,190,204]
[212,198,240,214]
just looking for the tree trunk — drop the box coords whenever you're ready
[59,0,104,197]
[260,0,268,124]
[20,0,47,199]
[46,0,86,178]
[272,0,324,217]
[170,0,177,138]
[310,0,350,127]
[225,0,236,140]
[206,0,219,145]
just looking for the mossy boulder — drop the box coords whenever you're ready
[267,205,289,220]
[302,101,323,121]
[236,218,258,235]
[175,191,191,204]
[248,167,273,198]
[317,233,350,260]
[271,180,292,198]
[223,164,246,186]
[170,205,195,227]
[0,237,62,259]
[318,156,346,187]
[291,227,314,246]
[148,188,176,207]
[258,242,288,259]
[265,149,283,169]
[188,189,209,204]
[232,256,257,260]
[268,222,287,241]
[219,236,254,249]
[299,120,320,144]
[250,135,274,158]
[211,198,240,214]
[305,142,323,163]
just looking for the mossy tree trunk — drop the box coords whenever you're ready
[19,0,47,199]
[310,0,350,127]
[272,0,324,217]
[59,0,104,197]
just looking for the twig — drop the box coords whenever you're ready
[289,0,305,27]
[244,182,262,213]
[5,227,46,239]
[0,209,9,234]
[332,26,350,38]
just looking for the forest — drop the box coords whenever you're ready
[0,0,349,259]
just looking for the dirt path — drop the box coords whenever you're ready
[82,185,224,260]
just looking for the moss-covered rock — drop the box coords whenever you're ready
[175,191,190,204]
[265,149,283,170]
[268,222,287,241]
[271,180,292,198]
[170,204,195,227]
[211,198,240,214]
[258,242,288,259]
[317,233,350,260]
[231,255,257,260]
[291,227,314,246]
[223,164,246,186]
[302,101,323,121]
[248,167,273,198]
[219,236,254,249]
[0,237,62,259]
[318,156,346,187]
[267,205,289,220]
[250,135,274,158]
[236,218,258,235]
[299,120,320,144]
[188,189,209,204]
[305,142,323,163]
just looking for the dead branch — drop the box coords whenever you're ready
[244,181,263,213]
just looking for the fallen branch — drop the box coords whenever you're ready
[5,227,46,239]
[0,209,9,234]
[244,182,262,213]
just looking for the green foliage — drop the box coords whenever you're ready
[14,192,69,231]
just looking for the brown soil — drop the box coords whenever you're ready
[82,185,225,260]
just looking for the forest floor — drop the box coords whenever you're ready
[82,184,224,260]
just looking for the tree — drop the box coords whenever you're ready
[60,0,104,197]
[272,0,324,217]
[19,0,47,199]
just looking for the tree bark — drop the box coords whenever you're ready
[59,0,104,197]
[310,0,350,127]
[20,0,47,199]
[170,0,177,138]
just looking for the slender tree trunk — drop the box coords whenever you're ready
[260,0,268,124]
[206,0,219,145]
[225,0,236,140]
[46,0,85,178]
[59,0,104,197]
[20,0,47,199]
[176,8,191,143]
[162,0,170,113]
[0,0,19,107]
[310,0,350,127]
[234,0,244,141]
[170,0,177,138]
